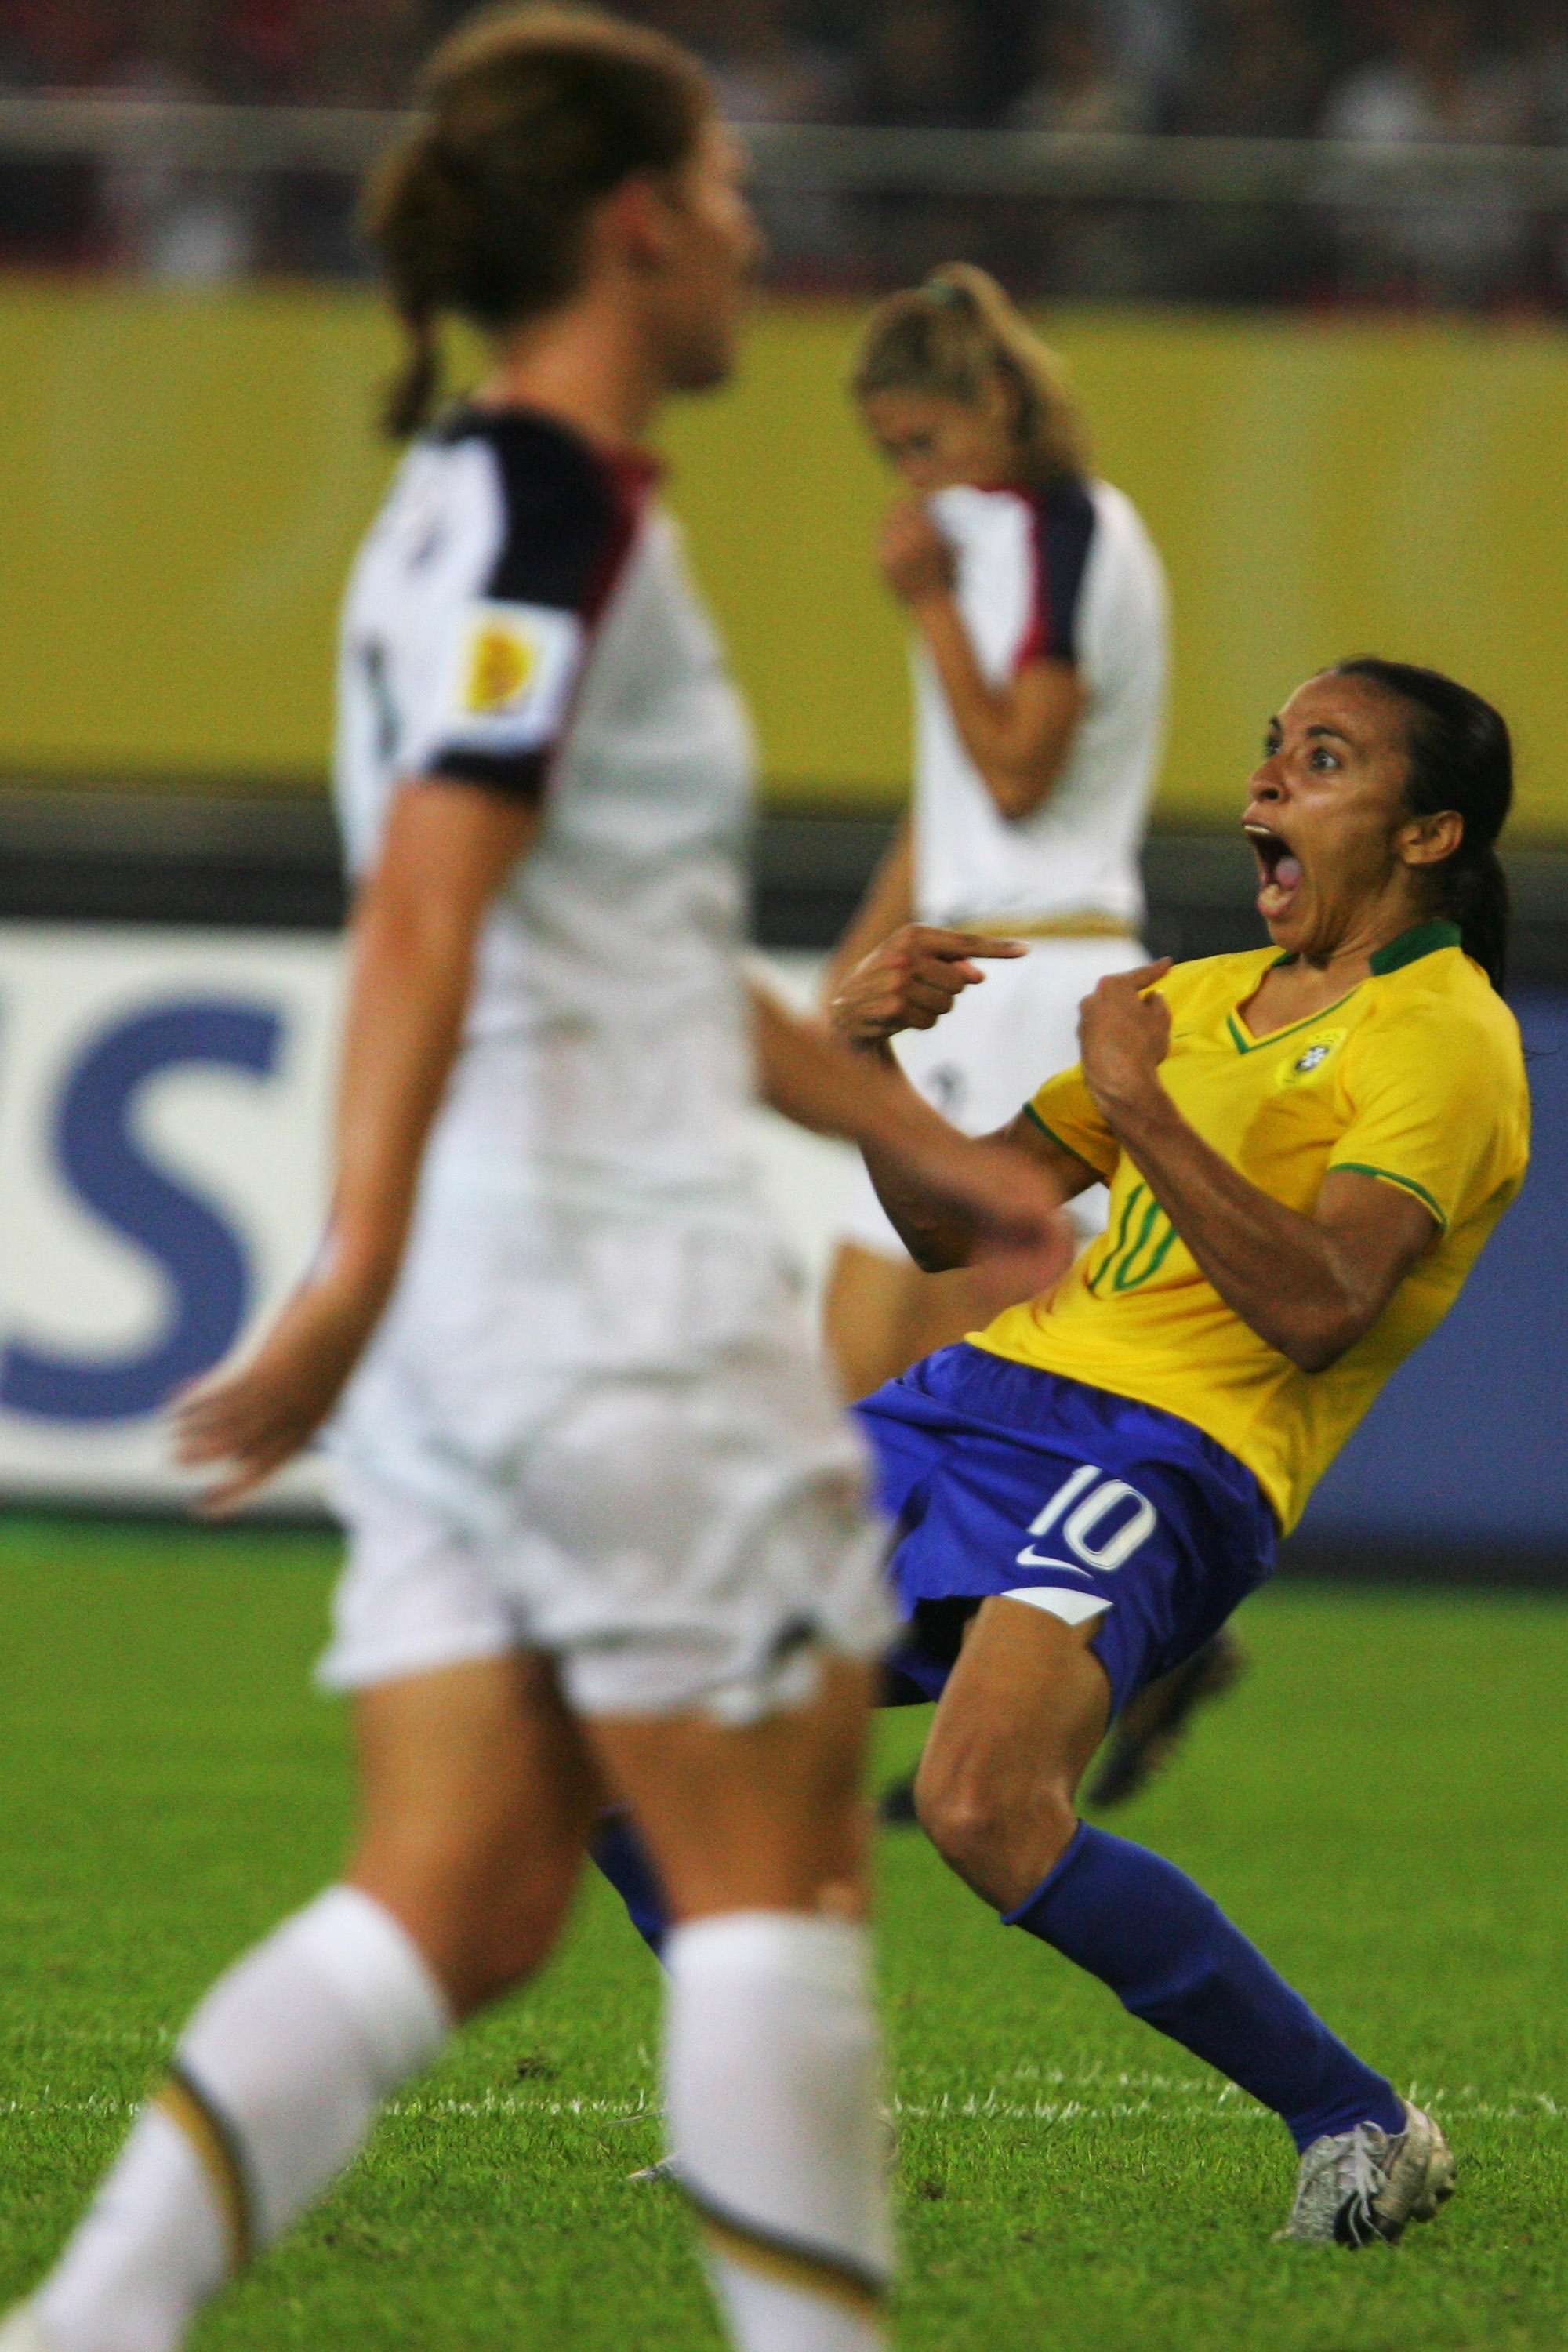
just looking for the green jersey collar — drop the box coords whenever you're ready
[1368,919,1463,975]
[1271,918,1462,979]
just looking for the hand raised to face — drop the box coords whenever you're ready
[876,498,956,608]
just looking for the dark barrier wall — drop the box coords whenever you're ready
[1297,991,1568,1555]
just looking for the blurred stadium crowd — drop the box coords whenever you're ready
[5,0,1568,300]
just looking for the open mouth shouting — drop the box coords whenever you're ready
[1244,823,1305,925]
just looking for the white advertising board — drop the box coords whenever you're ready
[0,928,854,1512]
[0,926,346,1508]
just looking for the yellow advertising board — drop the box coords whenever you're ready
[0,283,1565,832]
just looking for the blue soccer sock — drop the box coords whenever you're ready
[591,1813,670,1962]
[1006,1823,1403,2151]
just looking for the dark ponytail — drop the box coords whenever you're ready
[363,5,710,437]
[1334,657,1513,992]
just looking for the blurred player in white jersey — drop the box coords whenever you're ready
[0,17,1066,2352]
[816,271,1241,1809]
[825,266,1168,1403]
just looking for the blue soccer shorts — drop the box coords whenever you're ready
[855,1343,1278,1719]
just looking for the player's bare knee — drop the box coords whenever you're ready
[347,1809,584,2012]
[916,1757,1078,1904]
[913,1761,1008,1878]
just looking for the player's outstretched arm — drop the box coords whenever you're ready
[174,779,542,1509]
[1079,966,1438,1371]
[750,982,1076,1285]
[819,924,1097,1274]
[859,1098,1088,1288]
[818,813,913,1015]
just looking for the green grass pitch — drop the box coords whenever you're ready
[0,1515,1565,2350]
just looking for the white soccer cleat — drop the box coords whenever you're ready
[1276,2100,1456,2247]
[0,2306,53,2352]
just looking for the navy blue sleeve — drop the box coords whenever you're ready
[423,412,640,799]
[1018,477,1097,669]
[481,414,629,612]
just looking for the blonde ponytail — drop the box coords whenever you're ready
[851,263,1088,485]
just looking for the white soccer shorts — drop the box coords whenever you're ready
[319,1190,892,1722]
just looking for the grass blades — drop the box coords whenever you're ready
[0,1516,1564,2348]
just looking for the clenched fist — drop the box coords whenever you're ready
[1079,960,1174,1120]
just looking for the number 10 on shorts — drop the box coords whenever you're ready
[1016,1462,1158,1576]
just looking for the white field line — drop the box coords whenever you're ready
[0,2077,1562,2128]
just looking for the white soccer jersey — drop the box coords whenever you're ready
[335,405,763,1213]
[325,405,888,1719]
[912,477,1167,932]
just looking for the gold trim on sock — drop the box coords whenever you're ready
[155,2065,252,2274]
[686,2190,886,2321]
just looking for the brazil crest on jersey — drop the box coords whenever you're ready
[975,921,1530,1532]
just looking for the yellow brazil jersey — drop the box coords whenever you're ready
[974,920,1529,1534]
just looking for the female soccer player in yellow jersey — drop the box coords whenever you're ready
[829,656,1527,2249]
[0,16,1069,2352]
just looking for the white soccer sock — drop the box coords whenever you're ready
[28,2111,226,2352]
[34,1886,451,2352]
[665,1911,892,2352]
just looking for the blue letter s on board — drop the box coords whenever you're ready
[0,1000,283,1423]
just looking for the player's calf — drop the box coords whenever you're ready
[667,1911,892,2351]
[590,1653,891,2350]
[12,1886,453,2352]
